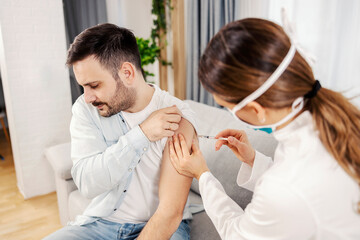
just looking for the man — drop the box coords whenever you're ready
[44,23,197,239]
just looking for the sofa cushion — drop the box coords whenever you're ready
[185,100,278,208]
[188,189,221,239]
[45,142,72,180]
[68,190,92,221]
[190,211,221,240]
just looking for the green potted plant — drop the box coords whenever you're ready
[136,37,160,81]
[137,0,172,82]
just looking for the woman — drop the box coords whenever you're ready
[169,18,360,239]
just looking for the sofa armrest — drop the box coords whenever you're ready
[45,142,72,180]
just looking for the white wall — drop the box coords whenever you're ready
[0,0,72,198]
[107,0,169,90]
[267,0,360,107]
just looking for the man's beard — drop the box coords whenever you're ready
[93,80,136,117]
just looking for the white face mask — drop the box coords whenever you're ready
[228,97,304,134]
[228,44,305,134]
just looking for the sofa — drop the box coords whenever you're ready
[46,100,278,239]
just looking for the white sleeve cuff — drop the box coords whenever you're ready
[236,151,273,191]
[125,125,150,157]
[199,171,213,193]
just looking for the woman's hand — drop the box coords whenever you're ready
[169,134,210,180]
[215,129,255,167]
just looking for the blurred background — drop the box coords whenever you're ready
[0,0,359,239]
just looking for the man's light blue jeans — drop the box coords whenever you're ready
[43,219,190,240]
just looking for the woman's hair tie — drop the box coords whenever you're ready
[304,80,321,98]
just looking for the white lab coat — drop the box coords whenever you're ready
[199,111,360,240]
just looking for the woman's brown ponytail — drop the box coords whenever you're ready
[309,88,360,211]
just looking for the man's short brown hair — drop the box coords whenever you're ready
[66,23,143,79]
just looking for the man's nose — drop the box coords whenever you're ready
[84,89,96,104]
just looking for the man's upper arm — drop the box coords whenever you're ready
[158,117,195,214]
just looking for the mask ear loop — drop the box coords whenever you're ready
[269,97,305,131]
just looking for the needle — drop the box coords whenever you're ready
[198,135,228,141]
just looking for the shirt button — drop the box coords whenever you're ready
[123,190,127,193]
[128,168,132,172]
[138,160,141,163]
[114,208,117,211]
[143,147,147,151]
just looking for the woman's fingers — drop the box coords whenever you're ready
[191,139,200,154]
[189,134,201,154]
[169,140,181,171]
[215,129,238,138]
[227,136,248,152]
[178,134,190,158]
[227,136,241,147]
[173,135,183,159]
[169,139,195,178]
[216,137,243,156]
[215,139,228,151]
[169,140,178,161]
[216,129,247,140]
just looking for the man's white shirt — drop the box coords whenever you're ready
[70,84,196,225]
[105,84,197,223]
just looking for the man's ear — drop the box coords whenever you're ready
[118,62,136,86]
[246,101,267,124]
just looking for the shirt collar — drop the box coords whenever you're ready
[273,110,315,143]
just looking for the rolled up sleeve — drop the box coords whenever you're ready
[70,101,150,199]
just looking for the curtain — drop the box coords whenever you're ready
[0,72,4,110]
[267,0,360,107]
[186,0,237,106]
[63,0,108,103]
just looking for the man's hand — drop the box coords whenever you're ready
[140,105,182,142]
